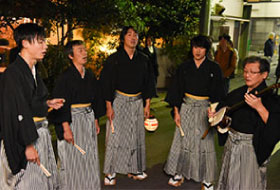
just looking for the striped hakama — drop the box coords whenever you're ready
[103,92,146,175]
[216,129,267,190]
[58,106,100,190]
[1,119,59,190]
[164,96,217,182]
[0,140,15,190]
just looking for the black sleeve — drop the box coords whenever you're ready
[0,69,38,174]
[142,55,156,100]
[253,95,280,166]
[90,71,105,119]
[165,64,184,109]
[50,74,72,124]
[99,56,116,102]
[209,63,226,103]
[48,74,72,140]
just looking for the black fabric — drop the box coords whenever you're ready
[165,58,226,109]
[0,55,49,174]
[216,81,280,165]
[99,48,155,102]
[264,38,274,57]
[228,51,234,79]
[48,65,105,140]
[143,46,159,78]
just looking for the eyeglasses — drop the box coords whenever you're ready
[243,70,261,75]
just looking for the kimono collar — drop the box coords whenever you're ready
[247,80,267,94]
[15,55,36,82]
[70,64,86,79]
[120,47,138,60]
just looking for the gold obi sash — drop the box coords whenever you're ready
[116,90,142,97]
[71,103,91,108]
[33,117,47,123]
[185,93,209,100]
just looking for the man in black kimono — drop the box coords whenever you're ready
[100,26,155,185]
[209,56,280,190]
[49,40,103,190]
[0,23,64,190]
[164,35,225,189]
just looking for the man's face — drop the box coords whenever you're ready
[25,36,47,61]
[192,46,206,61]
[243,62,268,90]
[219,37,227,48]
[70,44,87,65]
[124,28,139,49]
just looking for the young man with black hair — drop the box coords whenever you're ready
[49,40,104,190]
[0,23,63,190]
[100,26,155,185]
[165,35,225,189]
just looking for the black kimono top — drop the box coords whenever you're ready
[49,65,105,140]
[0,55,48,174]
[100,48,155,102]
[165,58,226,109]
[217,81,280,166]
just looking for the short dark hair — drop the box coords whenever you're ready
[65,40,84,57]
[119,26,138,47]
[14,23,45,51]
[191,35,212,55]
[242,56,270,74]
[218,34,231,42]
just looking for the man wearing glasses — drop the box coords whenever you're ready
[209,56,280,190]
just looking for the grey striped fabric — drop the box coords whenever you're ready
[216,129,267,190]
[58,106,100,190]
[0,140,15,190]
[15,120,59,190]
[103,92,146,175]
[164,97,217,182]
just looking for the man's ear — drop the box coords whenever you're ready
[263,72,269,79]
[22,39,29,49]
[68,54,74,60]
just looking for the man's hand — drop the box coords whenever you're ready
[106,101,114,124]
[25,145,40,165]
[95,119,100,135]
[244,93,263,110]
[174,107,181,127]
[144,99,151,119]
[62,122,74,145]
[47,98,65,110]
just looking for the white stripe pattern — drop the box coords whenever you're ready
[58,106,100,190]
[14,120,59,190]
[103,92,146,175]
[164,97,217,182]
[217,129,267,190]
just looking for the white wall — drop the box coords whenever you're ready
[250,3,280,18]
[211,0,244,17]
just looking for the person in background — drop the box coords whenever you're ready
[49,40,104,190]
[100,26,155,186]
[164,35,226,190]
[143,36,159,97]
[0,23,63,190]
[264,32,275,60]
[209,56,280,190]
[215,34,237,93]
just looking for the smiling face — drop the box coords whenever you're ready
[192,46,206,61]
[243,62,268,90]
[123,28,139,50]
[69,44,87,65]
